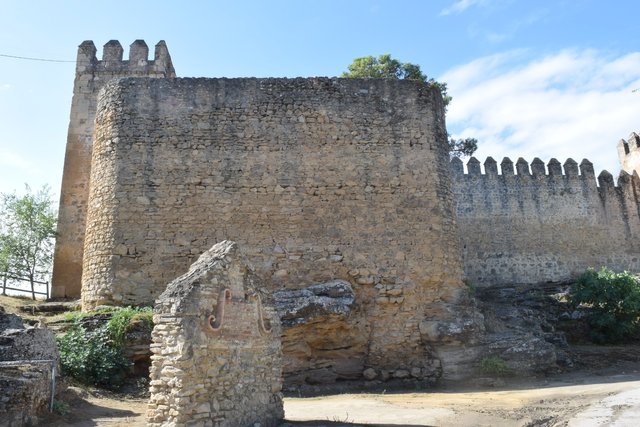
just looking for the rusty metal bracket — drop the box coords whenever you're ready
[207,288,232,331]
[249,293,273,335]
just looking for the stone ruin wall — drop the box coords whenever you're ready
[51,40,175,298]
[81,76,470,379]
[0,308,59,426]
[148,241,283,426]
[452,154,640,287]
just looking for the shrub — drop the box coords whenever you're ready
[570,267,640,343]
[57,322,130,388]
[56,306,153,388]
[102,306,153,346]
[479,356,511,376]
[52,400,70,416]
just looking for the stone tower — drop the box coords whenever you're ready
[51,40,176,298]
[618,132,640,177]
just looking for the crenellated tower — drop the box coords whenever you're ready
[52,40,176,298]
[617,132,640,177]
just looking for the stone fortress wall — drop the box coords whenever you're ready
[453,151,640,287]
[80,73,472,379]
[51,40,175,298]
[51,40,640,385]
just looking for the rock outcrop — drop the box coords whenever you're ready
[273,280,366,387]
[0,306,58,427]
[274,280,355,327]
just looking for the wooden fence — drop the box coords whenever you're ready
[1,272,49,300]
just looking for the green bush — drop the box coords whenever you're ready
[103,306,153,346]
[52,400,70,416]
[570,267,640,343]
[479,356,511,376]
[56,306,153,388]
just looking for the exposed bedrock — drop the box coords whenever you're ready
[273,280,367,387]
[0,306,59,427]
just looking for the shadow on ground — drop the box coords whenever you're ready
[281,422,431,427]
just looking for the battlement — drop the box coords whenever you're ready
[75,40,175,76]
[450,155,639,191]
[618,132,640,177]
[617,132,640,156]
[453,148,640,287]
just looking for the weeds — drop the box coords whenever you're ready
[57,306,153,389]
[480,356,511,376]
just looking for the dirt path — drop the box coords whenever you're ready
[44,364,640,427]
[284,377,640,426]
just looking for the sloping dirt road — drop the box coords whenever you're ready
[45,361,640,426]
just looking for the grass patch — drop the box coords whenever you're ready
[479,356,512,376]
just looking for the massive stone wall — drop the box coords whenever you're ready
[81,76,475,377]
[452,156,640,287]
[51,40,175,298]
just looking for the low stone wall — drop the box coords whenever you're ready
[0,307,58,427]
[148,241,283,426]
[0,361,54,427]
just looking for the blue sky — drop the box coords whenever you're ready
[1,0,639,197]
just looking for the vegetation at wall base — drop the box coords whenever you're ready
[570,267,640,344]
[57,306,153,389]
[479,356,512,376]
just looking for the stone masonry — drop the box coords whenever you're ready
[0,307,58,426]
[618,132,640,177]
[52,40,640,385]
[148,240,283,427]
[452,154,640,287]
[51,40,175,298]
[80,73,474,380]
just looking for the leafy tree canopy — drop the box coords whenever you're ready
[0,185,57,298]
[342,54,475,157]
[341,54,452,107]
[448,137,478,158]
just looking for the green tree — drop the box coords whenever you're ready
[341,54,452,106]
[0,238,12,295]
[342,54,476,157]
[570,267,640,343]
[448,137,478,158]
[0,185,57,299]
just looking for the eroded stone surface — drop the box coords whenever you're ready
[148,241,283,427]
[0,308,58,427]
[273,280,355,327]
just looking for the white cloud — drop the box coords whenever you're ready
[0,84,11,91]
[440,0,487,16]
[441,49,640,177]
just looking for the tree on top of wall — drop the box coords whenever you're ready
[341,54,477,158]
